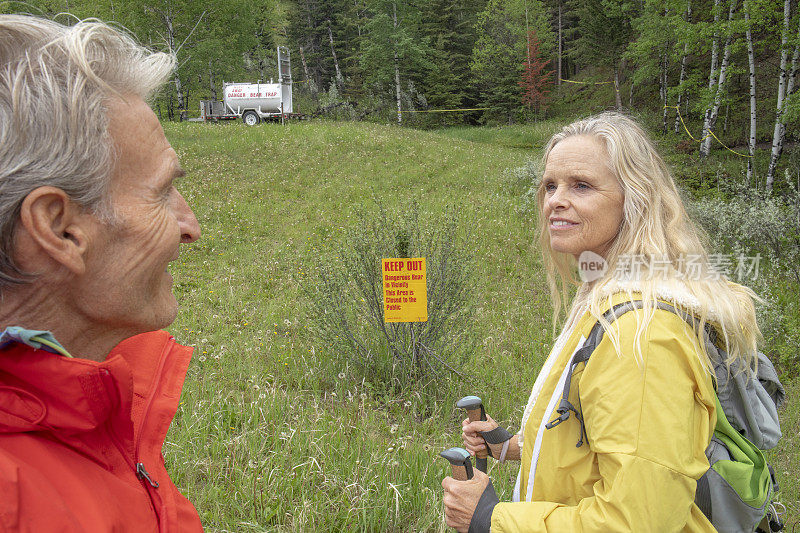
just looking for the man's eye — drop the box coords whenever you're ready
[576,182,590,190]
[544,182,556,192]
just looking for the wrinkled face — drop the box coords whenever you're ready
[77,96,200,336]
[541,135,624,259]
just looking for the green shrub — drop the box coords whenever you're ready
[302,201,474,395]
[690,174,800,375]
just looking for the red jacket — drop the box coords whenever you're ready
[0,330,203,532]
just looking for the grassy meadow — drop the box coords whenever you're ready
[163,119,799,531]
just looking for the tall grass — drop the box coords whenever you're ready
[164,119,798,530]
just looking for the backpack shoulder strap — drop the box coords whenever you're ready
[545,299,705,447]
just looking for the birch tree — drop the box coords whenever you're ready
[744,0,757,181]
[766,0,800,190]
[327,20,344,85]
[674,0,692,133]
[140,2,207,120]
[699,0,732,156]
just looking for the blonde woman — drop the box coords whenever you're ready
[442,112,762,532]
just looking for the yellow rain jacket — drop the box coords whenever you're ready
[491,292,717,532]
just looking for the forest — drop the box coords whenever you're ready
[4,0,800,191]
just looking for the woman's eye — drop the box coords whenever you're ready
[544,182,556,192]
[576,182,590,190]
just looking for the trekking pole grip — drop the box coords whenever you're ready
[457,396,489,469]
[440,447,474,481]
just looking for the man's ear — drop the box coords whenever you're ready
[17,186,95,276]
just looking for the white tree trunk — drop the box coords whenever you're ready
[661,49,669,132]
[164,14,186,121]
[700,0,723,154]
[675,0,692,133]
[745,0,757,182]
[766,0,795,190]
[327,21,343,85]
[629,79,634,108]
[557,1,562,88]
[701,0,735,156]
[174,75,184,121]
[614,63,622,110]
[299,47,312,84]
[393,2,402,124]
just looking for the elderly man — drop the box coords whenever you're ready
[0,15,203,531]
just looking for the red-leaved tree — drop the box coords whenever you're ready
[519,30,552,116]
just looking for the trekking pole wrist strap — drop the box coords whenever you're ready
[479,426,514,461]
[468,480,499,533]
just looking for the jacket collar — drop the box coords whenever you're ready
[592,278,722,322]
[0,330,190,437]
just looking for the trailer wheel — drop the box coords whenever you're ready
[243,111,260,126]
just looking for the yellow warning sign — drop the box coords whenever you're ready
[382,258,427,323]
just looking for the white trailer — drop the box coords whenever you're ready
[199,46,299,125]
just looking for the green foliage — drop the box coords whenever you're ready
[690,176,800,374]
[318,79,357,119]
[471,0,554,123]
[359,0,433,110]
[287,0,363,99]
[2,0,287,119]
[569,0,634,70]
[302,201,475,395]
[626,0,684,89]
[415,0,484,126]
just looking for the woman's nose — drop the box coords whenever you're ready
[546,185,569,210]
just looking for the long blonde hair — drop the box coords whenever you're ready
[537,112,760,371]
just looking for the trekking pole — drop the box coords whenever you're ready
[439,447,474,481]
[456,395,487,473]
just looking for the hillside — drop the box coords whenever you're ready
[164,120,798,531]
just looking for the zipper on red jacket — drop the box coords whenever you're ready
[137,462,160,487]
[98,367,163,525]
[133,336,175,490]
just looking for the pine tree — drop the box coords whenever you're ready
[360,0,432,123]
[417,0,486,125]
[471,0,553,123]
[569,0,636,109]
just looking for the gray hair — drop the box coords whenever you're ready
[0,15,175,287]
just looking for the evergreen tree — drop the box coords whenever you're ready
[471,0,553,123]
[569,0,636,108]
[360,0,432,123]
[626,0,687,119]
[418,0,486,125]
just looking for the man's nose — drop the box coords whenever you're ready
[176,192,201,243]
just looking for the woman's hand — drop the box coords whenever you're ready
[441,468,490,532]
[462,415,521,461]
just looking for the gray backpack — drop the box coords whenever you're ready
[545,300,786,532]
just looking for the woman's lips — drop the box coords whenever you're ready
[549,219,578,230]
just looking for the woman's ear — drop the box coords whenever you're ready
[16,186,95,276]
